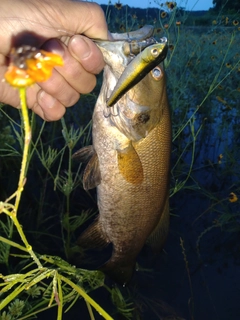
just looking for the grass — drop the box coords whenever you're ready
[0,2,240,319]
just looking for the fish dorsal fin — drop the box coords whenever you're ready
[73,145,101,190]
[77,220,109,249]
[72,145,95,163]
[117,143,143,184]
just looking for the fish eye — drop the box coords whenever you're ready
[151,66,162,80]
[151,48,159,57]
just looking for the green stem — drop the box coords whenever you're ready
[59,274,113,320]
[1,87,43,269]
[14,87,31,214]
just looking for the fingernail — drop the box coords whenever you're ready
[42,39,64,56]
[39,91,57,109]
[70,35,91,60]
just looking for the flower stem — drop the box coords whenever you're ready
[7,87,42,268]
[14,87,31,214]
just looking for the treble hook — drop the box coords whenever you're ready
[103,103,119,118]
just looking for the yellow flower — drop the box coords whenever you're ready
[176,21,181,26]
[212,20,217,25]
[161,11,167,18]
[217,154,223,164]
[155,27,162,33]
[216,96,227,104]
[119,24,125,32]
[225,62,231,68]
[4,45,63,88]
[233,20,239,26]
[164,24,169,29]
[229,192,238,203]
[115,1,122,9]
[166,1,177,10]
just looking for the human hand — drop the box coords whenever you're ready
[0,0,109,120]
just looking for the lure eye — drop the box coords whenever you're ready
[151,48,159,57]
[151,66,162,80]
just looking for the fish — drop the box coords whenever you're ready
[73,25,171,285]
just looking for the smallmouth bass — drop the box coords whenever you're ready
[73,26,171,284]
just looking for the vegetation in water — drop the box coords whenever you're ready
[0,1,239,319]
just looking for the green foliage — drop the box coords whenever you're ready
[0,299,25,320]
[110,287,134,319]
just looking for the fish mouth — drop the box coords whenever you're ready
[93,25,157,61]
[94,25,167,57]
[106,35,168,107]
[94,25,168,107]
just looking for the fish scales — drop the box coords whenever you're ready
[73,26,171,284]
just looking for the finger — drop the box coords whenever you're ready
[0,75,66,122]
[0,55,20,107]
[26,84,67,121]
[37,68,80,106]
[33,90,67,121]
[0,78,20,107]
[42,38,98,94]
[68,35,105,75]
[26,72,80,121]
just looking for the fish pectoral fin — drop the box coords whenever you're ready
[77,220,109,250]
[117,143,143,184]
[72,145,101,190]
[83,152,101,190]
[72,145,95,163]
